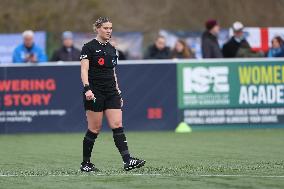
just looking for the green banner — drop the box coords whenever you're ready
[177,60,284,125]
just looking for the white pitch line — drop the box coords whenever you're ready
[197,175,284,178]
[0,173,162,177]
[0,174,284,178]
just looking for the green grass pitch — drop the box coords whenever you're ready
[0,129,284,189]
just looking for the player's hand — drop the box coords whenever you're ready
[85,90,95,101]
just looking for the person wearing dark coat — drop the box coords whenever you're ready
[117,50,126,60]
[222,21,251,58]
[144,35,171,59]
[110,38,127,60]
[222,37,251,58]
[201,19,223,58]
[51,31,81,62]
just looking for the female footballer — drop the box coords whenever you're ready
[80,17,145,172]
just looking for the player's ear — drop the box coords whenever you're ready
[93,24,98,34]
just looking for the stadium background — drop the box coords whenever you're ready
[0,1,284,189]
[1,0,284,57]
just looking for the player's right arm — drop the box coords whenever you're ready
[81,58,95,100]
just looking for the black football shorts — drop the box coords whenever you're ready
[83,90,122,112]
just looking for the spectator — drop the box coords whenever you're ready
[51,31,81,61]
[201,19,223,58]
[267,36,284,57]
[171,39,195,59]
[110,38,127,60]
[222,21,251,58]
[12,30,47,63]
[144,35,171,59]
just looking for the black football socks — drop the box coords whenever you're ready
[83,129,98,163]
[112,127,131,163]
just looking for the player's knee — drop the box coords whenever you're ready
[88,123,102,134]
[88,127,101,134]
[111,121,122,129]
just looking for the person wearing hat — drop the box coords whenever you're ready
[201,19,223,58]
[12,30,47,63]
[222,21,252,58]
[50,31,81,62]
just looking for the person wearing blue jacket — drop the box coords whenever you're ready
[12,30,47,63]
[267,36,284,58]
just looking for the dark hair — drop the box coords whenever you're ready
[93,17,111,29]
[273,36,284,47]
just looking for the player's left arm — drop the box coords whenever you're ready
[113,68,121,94]
[114,68,123,107]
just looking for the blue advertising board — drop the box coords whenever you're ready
[0,62,178,133]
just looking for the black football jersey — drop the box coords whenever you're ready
[80,39,119,93]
